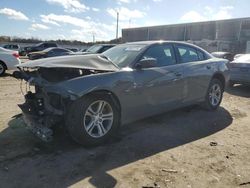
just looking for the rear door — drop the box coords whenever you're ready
[174,44,214,102]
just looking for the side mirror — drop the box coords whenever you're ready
[135,58,157,69]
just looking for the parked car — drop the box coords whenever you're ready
[80,48,87,52]
[234,54,244,60]
[228,54,250,86]
[13,41,229,145]
[76,44,116,55]
[27,47,73,60]
[66,48,78,52]
[211,51,234,61]
[2,44,21,51]
[0,47,21,76]
[20,42,58,56]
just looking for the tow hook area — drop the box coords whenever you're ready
[18,91,60,142]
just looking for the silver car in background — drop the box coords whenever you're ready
[228,54,250,86]
[13,41,229,146]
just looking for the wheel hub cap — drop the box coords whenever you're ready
[83,100,114,138]
[209,83,221,106]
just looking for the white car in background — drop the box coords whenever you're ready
[229,54,250,86]
[0,47,21,76]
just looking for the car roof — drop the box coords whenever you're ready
[124,40,206,48]
[43,47,69,52]
[125,40,208,50]
[93,44,116,47]
[120,40,213,58]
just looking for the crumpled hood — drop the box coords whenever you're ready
[17,54,120,71]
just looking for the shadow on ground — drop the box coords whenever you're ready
[1,72,12,78]
[0,106,232,187]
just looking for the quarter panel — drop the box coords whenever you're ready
[181,60,215,102]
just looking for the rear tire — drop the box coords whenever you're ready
[0,62,6,76]
[202,78,223,111]
[66,94,120,146]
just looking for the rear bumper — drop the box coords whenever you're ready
[6,58,21,70]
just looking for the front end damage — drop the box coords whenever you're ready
[13,68,79,141]
[18,91,62,142]
[13,55,119,141]
[13,67,112,141]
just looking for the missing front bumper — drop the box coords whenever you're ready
[18,103,53,142]
[18,92,63,142]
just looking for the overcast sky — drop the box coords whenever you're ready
[0,0,249,42]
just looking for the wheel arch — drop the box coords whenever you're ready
[0,60,7,70]
[84,89,122,116]
[211,72,225,90]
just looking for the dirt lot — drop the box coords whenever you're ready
[0,70,250,188]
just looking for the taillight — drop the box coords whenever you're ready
[13,52,20,59]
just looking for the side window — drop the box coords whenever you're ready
[141,44,176,67]
[177,45,200,63]
[39,44,45,48]
[54,49,67,53]
[197,50,206,60]
[99,46,112,53]
[44,43,49,48]
[48,43,56,47]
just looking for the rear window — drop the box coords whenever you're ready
[177,45,200,63]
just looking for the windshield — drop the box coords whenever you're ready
[102,44,146,67]
[42,47,54,52]
[34,43,43,47]
[86,45,102,53]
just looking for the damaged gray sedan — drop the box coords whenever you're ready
[13,41,230,146]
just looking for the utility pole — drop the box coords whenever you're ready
[116,11,119,40]
[92,31,95,43]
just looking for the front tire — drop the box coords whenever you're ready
[203,78,223,110]
[66,95,120,146]
[0,62,6,76]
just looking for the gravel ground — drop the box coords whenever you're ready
[0,69,250,188]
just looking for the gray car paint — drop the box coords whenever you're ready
[17,41,230,125]
[18,54,120,71]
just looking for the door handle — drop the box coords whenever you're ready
[174,72,182,77]
[206,65,211,69]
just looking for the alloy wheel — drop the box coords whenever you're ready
[208,83,222,106]
[83,100,114,138]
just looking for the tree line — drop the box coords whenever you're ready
[0,36,123,45]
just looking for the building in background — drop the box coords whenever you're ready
[122,17,250,54]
